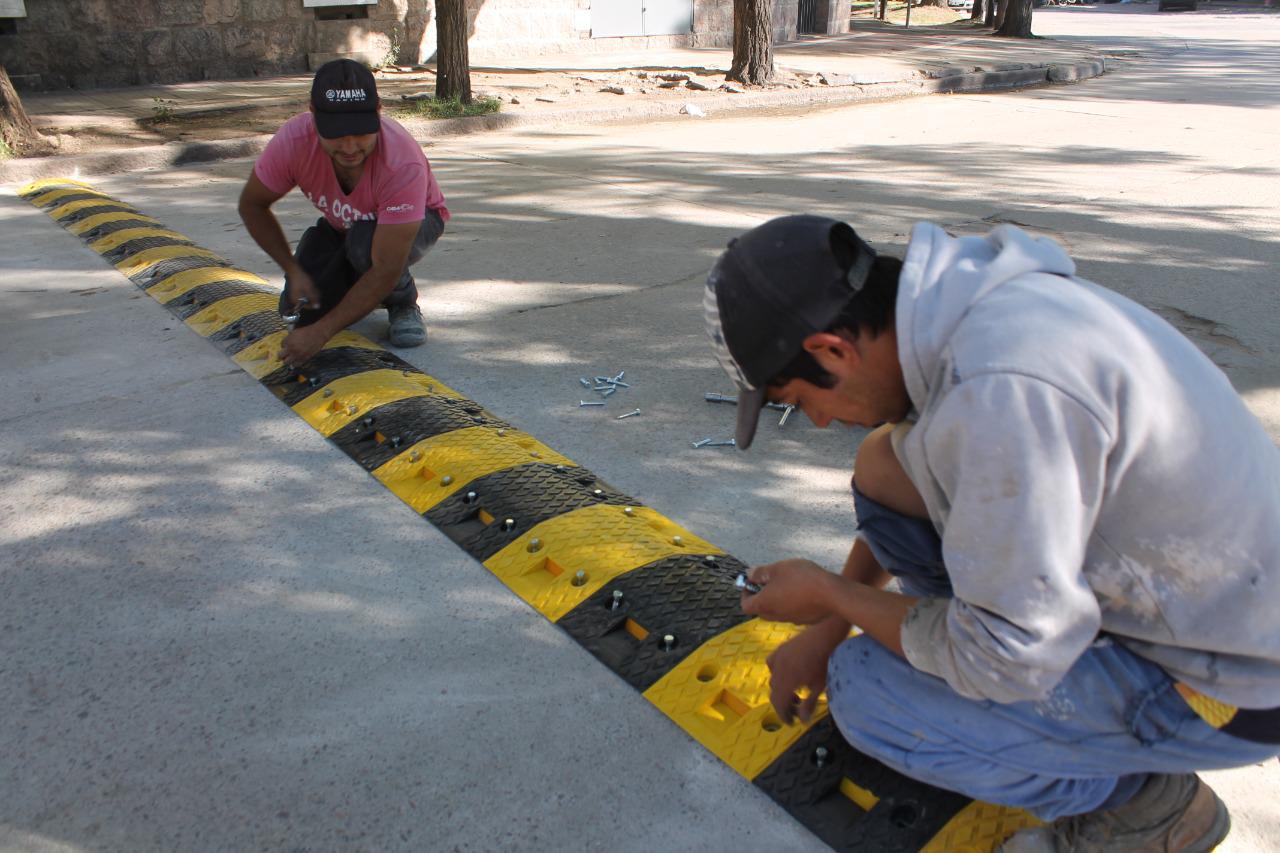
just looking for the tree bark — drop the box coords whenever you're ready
[0,64,42,156]
[992,0,1007,28]
[728,0,775,86]
[995,0,1033,36]
[971,0,986,22]
[435,0,472,103]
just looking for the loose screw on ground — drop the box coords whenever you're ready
[616,409,641,419]
[579,400,605,407]
[778,404,795,427]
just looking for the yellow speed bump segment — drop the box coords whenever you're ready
[291,369,467,437]
[233,330,386,380]
[920,801,1041,853]
[47,197,139,223]
[27,185,114,208]
[116,245,226,278]
[644,618,822,780]
[376,426,574,516]
[185,292,282,337]
[147,267,271,303]
[483,504,723,622]
[89,226,194,255]
[68,210,164,235]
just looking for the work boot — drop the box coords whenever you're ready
[387,304,426,347]
[1000,774,1230,853]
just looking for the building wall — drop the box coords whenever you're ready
[0,0,798,91]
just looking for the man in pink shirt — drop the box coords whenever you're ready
[238,59,450,363]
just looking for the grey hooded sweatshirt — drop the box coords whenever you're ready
[892,223,1280,710]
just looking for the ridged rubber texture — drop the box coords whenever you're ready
[754,716,972,851]
[426,463,635,563]
[18,178,1034,852]
[557,553,752,691]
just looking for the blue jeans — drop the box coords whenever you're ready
[827,486,1280,820]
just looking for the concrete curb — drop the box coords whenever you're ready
[0,59,1106,186]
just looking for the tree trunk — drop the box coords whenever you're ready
[728,0,775,86]
[917,0,948,6]
[0,64,41,157]
[971,0,986,22]
[435,0,472,103]
[992,0,1007,28]
[995,0,1033,37]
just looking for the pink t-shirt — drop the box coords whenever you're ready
[254,112,449,231]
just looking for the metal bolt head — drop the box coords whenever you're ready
[593,489,604,497]
[611,589,624,609]
[502,518,515,531]
[672,535,684,546]
[527,537,542,553]
[441,475,454,486]
[814,746,830,767]
[346,404,359,415]
[322,389,334,398]
[463,490,477,504]
[571,570,588,587]
[409,450,423,462]
[497,429,507,437]
[661,634,676,651]
[623,507,635,517]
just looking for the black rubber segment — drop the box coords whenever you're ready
[557,553,752,691]
[127,255,232,288]
[102,235,196,264]
[53,202,140,224]
[327,394,513,472]
[208,310,288,355]
[262,347,421,406]
[35,192,121,210]
[168,280,278,319]
[425,462,636,563]
[78,218,166,240]
[754,716,970,852]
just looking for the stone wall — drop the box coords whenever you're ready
[1,0,798,91]
[0,0,431,91]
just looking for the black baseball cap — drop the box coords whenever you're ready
[310,59,381,139]
[703,215,877,450]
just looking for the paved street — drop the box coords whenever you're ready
[2,6,1278,851]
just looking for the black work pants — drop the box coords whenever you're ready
[281,210,444,327]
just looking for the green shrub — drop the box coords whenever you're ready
[396,95,502,120]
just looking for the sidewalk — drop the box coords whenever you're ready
[1,19,1107,184]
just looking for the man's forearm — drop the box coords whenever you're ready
[239,202,302,276]
[811,538,893,638]
[309,268,399,339]
[821,572,917,658]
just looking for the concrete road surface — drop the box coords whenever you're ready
[2,6,1278,851]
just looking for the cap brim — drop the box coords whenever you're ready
[313,110,380,139]
[735,384,768,450]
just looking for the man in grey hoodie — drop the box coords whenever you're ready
[704,214,1280,851]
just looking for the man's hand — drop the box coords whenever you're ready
[766,618,852,725]
[284,268,321,314]
[741,558,838,625]
[279,324,330,368]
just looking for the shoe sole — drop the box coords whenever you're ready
[1184,784,1231,853]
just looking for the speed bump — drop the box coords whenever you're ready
[18,178,1040,852]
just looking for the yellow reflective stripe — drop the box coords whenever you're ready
[483,504,722,622]
[115,246,225,277]
[919,801,1042,853]
[232,330,384,379]
[375,426,575,515]
[47,197,138,222]
[1175,683,1238,729]
[185,293,280,337]
[28,186,114,208]
[291,369,466,436]
[19,177,98,197]
[147,267,270,303]
[643,619,820,779]
[89,226,193,254]
[68,210,163,235]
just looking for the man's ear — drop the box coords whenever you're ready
[802,331,859,374]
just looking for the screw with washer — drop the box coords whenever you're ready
[611,590,624,610]
[779,404,795,427]
[692,438,713,448]
[661,634,677,651]
[814,746,830,768]
[703,438,736,447]
[579,377,591,388]
[734,573,762,594]
[579,400,605,407]
[616,409,641,420]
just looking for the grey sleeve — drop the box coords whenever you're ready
[899,373,1111,703]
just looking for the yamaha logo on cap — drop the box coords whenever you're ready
[310,58,381,139]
